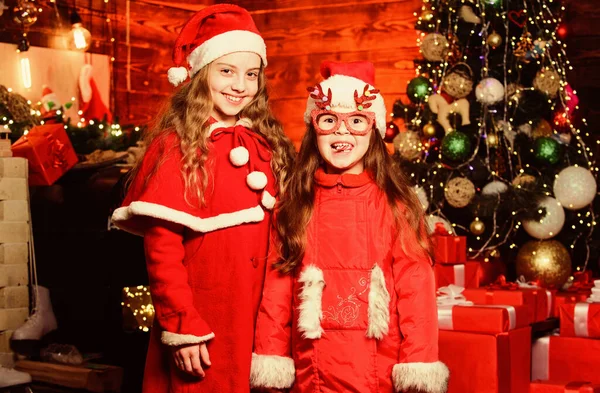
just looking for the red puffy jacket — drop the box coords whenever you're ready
[250,169,448,393]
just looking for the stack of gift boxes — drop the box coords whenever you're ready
[530,271,600,392]
[433,230,600,393]
[0,152,31,368]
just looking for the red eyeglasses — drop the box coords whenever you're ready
[310,109,375,136]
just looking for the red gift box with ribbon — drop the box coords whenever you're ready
[551,271,595,317]
[559,302,600,338]
[438,304,529,334]
[11,124,78,186]
[439,327,531,393]
[532,335,600,383]
[530,381,600,393]
[434,262,480,289]
[432,223,467,264]
[437,285,529,334]
[462,276,550,323]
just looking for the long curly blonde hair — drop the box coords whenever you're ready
[130,63,295,205]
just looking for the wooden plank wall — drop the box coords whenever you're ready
[0,0,597,147]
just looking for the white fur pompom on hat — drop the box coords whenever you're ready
[167,67,189,87]
[167,4,267,87]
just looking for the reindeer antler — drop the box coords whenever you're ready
[354,85,379,110]
[307,84,332,110]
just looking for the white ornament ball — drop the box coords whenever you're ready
[415,185,429,211]
[229,146,249,166]
[523,197,565,239]
[482,181,509,196]
[246,171,268,190]
[553,166,597,210]
[475,78,505,104]
[425,215,453,235]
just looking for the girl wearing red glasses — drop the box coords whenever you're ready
[250,61,448,393]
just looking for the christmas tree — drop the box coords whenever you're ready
[390,0,599,286]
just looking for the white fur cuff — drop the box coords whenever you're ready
[161,331,215,346]
[250,353,295,389]
[392,361,449,393]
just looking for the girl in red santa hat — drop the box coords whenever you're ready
[111,4,294,393]
[250,61,449,393]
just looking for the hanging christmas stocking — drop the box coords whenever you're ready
[79,64,112,124]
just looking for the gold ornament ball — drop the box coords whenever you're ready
[470,219,485,235]
[512,174,536,187]
[486,32,503,49]
[423,123,437,138]
[532,119,553,139]
[444,177,476,208]
[516,240,572,288]
[421,9,435,22]
[487,133,499,147]
[393,131,423,161]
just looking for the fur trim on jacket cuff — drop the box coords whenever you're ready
[392,361,449,393]
[161,331,215,346]
[250,353,295,389]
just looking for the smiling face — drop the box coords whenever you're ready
[208,52,262,126]
[315,106,373,175]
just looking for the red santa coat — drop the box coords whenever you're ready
[250,169,449,393]
[112,119,277,393]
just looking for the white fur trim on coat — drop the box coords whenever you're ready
[297,265,325,339]
[112,201,265,236]
[250,353,295,389]
[229,146,250,166]
[188,30,267,78]
[304,74,387,138]
[247,171,268,190]
[366,264,391,339]
[161,331,215,346]
[392,361,450,393]
[208,118,254,136]
[261,190,276,210]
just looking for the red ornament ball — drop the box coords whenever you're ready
[384,121,400,143]
[553,110,573,133]
[557,24,568,39]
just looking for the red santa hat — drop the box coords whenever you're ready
[167,4,267,87]
[304,61,387,138]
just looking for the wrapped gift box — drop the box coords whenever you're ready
[435,262,480,289]
[532,335,600,383]
[439,327,531,393]
[11,124,78,186]
[551,291,590,318]
[530,381,600,393]
[463,286,549,324]
[559,303,600,338]
[433,234,467,264]
[438,304,528,334]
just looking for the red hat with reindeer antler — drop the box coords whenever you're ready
[304,61,387,137]
[167,4,267,87]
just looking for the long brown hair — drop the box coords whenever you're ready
[128,63,295,205]
[274,126,431,274]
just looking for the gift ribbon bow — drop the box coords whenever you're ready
[487,275,519,290]
[436,285,473,306]
[567,270,595,292]
[516,275,541,289]
[45,132,68,169]
[433,222,453,236]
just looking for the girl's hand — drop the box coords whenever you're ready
[171,343,211,377]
